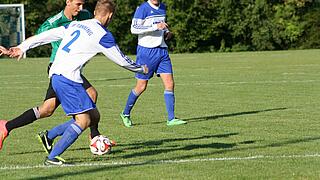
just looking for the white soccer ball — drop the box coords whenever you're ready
[90,135,112,155]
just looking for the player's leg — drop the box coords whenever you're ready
[38,76,102,154]
[41,76,100,142]
[81,75,101,138]
[46,112,90,165]
[45,74,94,165]
[0,80,58,150]
[121,79,148,117]
[0,107,41,150]
[120,46,153,127]
[36,80,66,153]
[157,49,186,126]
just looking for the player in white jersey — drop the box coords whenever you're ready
[6,0,148,165]
[120,0,187,127]
[0,0,105,155]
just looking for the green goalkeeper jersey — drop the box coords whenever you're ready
[36,9,93,62]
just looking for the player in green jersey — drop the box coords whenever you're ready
[0,0,110,152]
[36,1,92,64]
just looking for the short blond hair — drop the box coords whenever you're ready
[95,0,116,15]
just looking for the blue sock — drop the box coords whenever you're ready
[48,122,83,159]
[123,90,139,116]
[164,90,175,121]
[47,118,75,140]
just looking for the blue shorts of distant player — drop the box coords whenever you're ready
[51,74,96,116]
[135,45,173,80]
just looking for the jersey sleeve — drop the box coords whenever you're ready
[131,6,158,34]
[98,32,144,73]
[18,26,67,53]
[36,20,53,35]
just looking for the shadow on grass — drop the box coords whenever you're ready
[22,135,320,179]
[120,133,239,148]
[121,142,239,159]
[147,107,288,125]
[161,136,320,161]
[24,133,242,179]
[8,108,287,156]
[185,107,287,122]
[8,150,44,155]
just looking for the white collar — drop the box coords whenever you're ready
[147,0,160,10]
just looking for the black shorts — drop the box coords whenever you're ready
[44,63,93,101]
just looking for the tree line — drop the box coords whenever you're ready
[1,0,319,56]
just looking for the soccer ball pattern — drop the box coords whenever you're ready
[90,135,112,155]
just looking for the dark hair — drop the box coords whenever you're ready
[95,0,116,14]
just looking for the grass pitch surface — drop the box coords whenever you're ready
[0,49,320,179]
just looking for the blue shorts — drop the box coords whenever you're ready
[135,46,173,80]
[51,74,96,116]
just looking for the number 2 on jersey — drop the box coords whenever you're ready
[62,30,81,53]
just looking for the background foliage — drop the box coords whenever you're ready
[0,0,319,56]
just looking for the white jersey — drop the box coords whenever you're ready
[18,19,143,83]
[131,1,168,48]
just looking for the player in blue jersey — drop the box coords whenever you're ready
[120,0,187,127]
[0,0,106,152]
[5,0,148,165]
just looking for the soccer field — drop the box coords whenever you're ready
[1,49,320,179]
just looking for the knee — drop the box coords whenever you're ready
[87,87,98,103]
[39,105,55,118]
[134,84,147,95]
[38,98,58,118]
[165,82,175,92]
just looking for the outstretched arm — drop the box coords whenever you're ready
[98,31,148,74]
[9,26,67,60]
[101,45,148,74]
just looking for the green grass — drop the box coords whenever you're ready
[1,49,320,179]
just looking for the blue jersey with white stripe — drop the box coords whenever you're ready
[133,2,166,21]
[131,1,168,48]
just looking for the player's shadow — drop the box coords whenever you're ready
[9,108,286,155]
[24,136,320,180]
[120,133,239,149]
[8,150,45,155]
[120,142,239,159]
[67,134,240,156]
[162,136,320,162]
[185,107,288,122]
[68,132,247,162]
[119,134,256,159]
[145,107,288,125]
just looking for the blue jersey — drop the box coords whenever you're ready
[131,1,168,48]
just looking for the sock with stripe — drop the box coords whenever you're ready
[48,122,83,159]
[6,107,40,133]
[123,89,139,116]
[47,118,75,140]
[164,90,175,121]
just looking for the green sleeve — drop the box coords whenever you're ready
[36,19,60,62]
[36,20,53,35]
